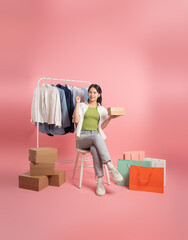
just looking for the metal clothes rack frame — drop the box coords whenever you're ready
[36,77,92,165]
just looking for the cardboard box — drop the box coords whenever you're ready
[29,147,57,163]
[107,107,125,116]
[18,172,48,191]
[49,170,66,187]
[30,162,55,176]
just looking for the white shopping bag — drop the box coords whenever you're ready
[144,158,166,186]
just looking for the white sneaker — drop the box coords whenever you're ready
[109,167,123,183]
[96,180,106,196]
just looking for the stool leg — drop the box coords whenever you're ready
[104,164,111,185]
[79,153,84,188]
[72,151,79,179]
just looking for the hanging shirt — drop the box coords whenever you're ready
[37,84,77,136]
[37,122,66,135]
[55,86,70,128]
[31,83,61,127]
[56,84,75,133]
[74,86,85,102]
[65,85,78,107]
[81,88,88,102]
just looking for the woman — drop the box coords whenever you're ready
[72,84,123,196]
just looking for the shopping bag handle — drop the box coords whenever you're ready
[137,172,152,185]
[126,163,131,168]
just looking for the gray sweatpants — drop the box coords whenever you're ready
[77,130,111,177]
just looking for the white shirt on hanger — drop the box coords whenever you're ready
[31,83,62,127]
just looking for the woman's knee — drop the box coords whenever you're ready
[93,133,103,144]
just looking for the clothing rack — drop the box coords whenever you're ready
[36,77,92,164]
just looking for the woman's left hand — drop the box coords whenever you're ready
[109,115,119,120]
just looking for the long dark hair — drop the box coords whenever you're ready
[88,84,102,105]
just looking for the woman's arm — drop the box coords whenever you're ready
[72,96,81,123]
[101,115,119,129]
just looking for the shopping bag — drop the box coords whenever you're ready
[144,158,166,186]
[123,151,145,160]
[129,165,164,193]
[117,159,152,186]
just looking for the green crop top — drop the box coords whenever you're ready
[81,107,100,131]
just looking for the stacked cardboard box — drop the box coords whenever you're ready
[19,147,66,191]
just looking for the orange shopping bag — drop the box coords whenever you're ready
[129,166,164,193]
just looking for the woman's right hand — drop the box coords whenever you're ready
[75,96,81,103]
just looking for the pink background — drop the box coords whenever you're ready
[1,1,188,240]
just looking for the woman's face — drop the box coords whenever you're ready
[88,87,100,103]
